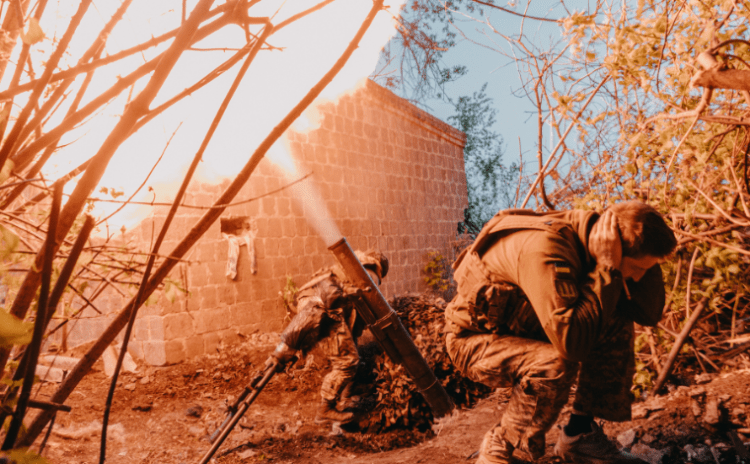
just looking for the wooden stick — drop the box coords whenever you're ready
[653,296,709,394]
[1,183,60,450]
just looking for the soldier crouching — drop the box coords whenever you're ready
[445,202,677,464]
[271,250,389,425]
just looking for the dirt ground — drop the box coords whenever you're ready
[29,330,750,464]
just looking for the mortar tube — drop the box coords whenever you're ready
[328,237,454,418]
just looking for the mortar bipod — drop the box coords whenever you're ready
[198,356,289,464]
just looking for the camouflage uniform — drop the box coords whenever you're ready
[282,265,365,403]
[445,210,665,459]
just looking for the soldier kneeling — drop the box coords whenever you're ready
[272,250,389,425]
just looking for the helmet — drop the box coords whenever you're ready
[354,249,389,283]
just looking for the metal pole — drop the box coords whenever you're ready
[197,361,279,464]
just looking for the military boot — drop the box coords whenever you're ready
[554,421,647,464]
[315,399,354,425]
[477,428,514,464]
[337,383,361,410]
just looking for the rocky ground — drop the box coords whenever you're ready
[23,298,750,464]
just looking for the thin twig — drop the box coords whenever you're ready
[685,247,700,318]
[521,76,610,208]
[686,178,750,226]
[662,89,713,202]
[674,229,750,257]
[97,124,181,226]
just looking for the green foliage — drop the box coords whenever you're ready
[0,224,19,261]
[2,449,50,464]
[422,251,452,296]
[0,310,33,348]
[99,186,124,199]
[279,275,298,321]
[163,279,187,304]
[383,0,749,393]
[449,83,519,230]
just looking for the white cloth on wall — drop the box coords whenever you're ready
[243,232,258,275]
[222,231,257,280]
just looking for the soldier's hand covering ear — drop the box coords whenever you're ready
[589,210,623,270]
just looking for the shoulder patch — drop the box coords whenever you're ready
[554,280,578,301]
[552,261,573,276]
[552,261,578,304]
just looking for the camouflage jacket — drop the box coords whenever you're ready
[280,265,364,351]
[445,209,666,362]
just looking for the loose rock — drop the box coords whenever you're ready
[186,405,204,418]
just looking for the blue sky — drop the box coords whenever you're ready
[385,1,600,186]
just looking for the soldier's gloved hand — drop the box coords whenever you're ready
[270,342,297,365]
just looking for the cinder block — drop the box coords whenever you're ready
[164,339,186,365]
[164,312,195,340]
[266,218,283,239]
[133,317,149,341]
[364,123,378,139]
[193,310,210,335]
[206,307,232,332]
[200,240,222,262]
[231,303,259,327]
[203,332,222,355]
[188,263,209,284]
[278,237,293,257]
[148,316,165,341]
[281,218,296,238]
[299,256,313,276]
[294,218,309,236]
[314,129,331,149]
[260,300,284,332]
[39,355,80,371]
[277,197,291,217]
[261,197,276,216]
[143,340,166,366]
[36,365,64,383]
[129,341,144,360]
[184,335,205,360]
[334,115,345,132]
[320,113,334,131]
[235,279,254,302]
[218,329,241,348]
[217,284,237,306]
[207,262,226,285]
[198,286,218,309]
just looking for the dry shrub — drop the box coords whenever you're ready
[364,295,491,432]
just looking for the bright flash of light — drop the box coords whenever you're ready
[12,0,405,235]
[267,138,342,246]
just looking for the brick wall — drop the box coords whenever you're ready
[63,80,467,365]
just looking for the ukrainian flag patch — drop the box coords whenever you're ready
[553,261,572,275]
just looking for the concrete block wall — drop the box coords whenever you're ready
[66,80,467,365]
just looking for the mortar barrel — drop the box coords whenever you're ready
[328,237,454,418]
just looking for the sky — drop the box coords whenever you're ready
[383,0,603,202]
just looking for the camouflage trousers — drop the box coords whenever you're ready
[318,319,359,402]
[446,318,634,459]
